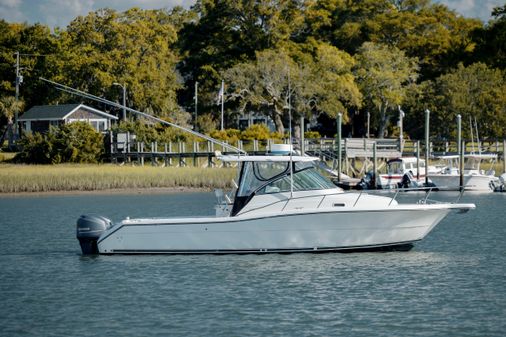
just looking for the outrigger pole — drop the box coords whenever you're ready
[39,77,247,155]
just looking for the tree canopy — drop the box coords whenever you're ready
[355,42,419,137]
[0,1,505,140]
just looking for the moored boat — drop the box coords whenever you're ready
[76,155,475,254]
[428,154,499,192]
[376,157,429,189]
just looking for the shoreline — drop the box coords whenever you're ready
[0,186,212,197]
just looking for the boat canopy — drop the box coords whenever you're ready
[235,160,335,197]
[219,155,319,162]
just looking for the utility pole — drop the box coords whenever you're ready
[337,113,342,183]
[194,81,198,131]
[398,105,405,153]
[220,80,224,130]
[366,111,370,138]
[425,109,430,186]
[113,83,127,120]
[457,114,462,156]
[14,51,21,139]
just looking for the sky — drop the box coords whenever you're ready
[0,0,504,29]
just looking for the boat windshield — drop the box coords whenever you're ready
[387,161,403,174]
[237,161,335,197]
[464,157,481,171]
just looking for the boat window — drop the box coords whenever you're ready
[388,161,403,174]
[257,167,336,195]
[237,162,289,197]
[464,157,480,170]
[254,162,289,181]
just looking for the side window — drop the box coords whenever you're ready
[255,162,288,180]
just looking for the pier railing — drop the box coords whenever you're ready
[105,132,506,171]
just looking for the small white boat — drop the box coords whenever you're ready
[377,157,429,189]
[491,173,506,192]
[77,155,475,254]
[428,154,499,192]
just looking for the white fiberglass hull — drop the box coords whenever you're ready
[429,174,497,192]
[97,204,471,254]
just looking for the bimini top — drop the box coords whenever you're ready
[218,155,319,162]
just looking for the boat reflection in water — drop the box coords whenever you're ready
[77,154,475,255]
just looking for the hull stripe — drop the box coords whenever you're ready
[102,241,418,255]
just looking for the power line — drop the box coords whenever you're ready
[39,77,247,155]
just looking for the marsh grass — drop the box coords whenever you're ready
[0,164,236,193]
[0,152,16,162]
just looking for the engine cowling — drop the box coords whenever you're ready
[76,215,112,255]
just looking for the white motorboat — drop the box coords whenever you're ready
[77,155,475,254]
[377,157,429,189]
[428,154,499,192]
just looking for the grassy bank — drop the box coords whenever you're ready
[0,164,236,193]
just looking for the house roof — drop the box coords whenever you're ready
[19,104,119,121]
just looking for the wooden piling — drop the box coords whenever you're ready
[425,109,430,185]
[373,142,377,189]
[460,140,465,190]
[337,113,342,183]
[416,140,420,180]
[503,140,506,174]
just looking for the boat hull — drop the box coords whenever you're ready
[429,174,496,192]
[97,206,460,254]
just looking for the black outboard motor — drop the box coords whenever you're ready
[76,215,113,255]
[357,171,375,190]
[398,172,413,188]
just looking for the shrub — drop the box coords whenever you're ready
[15,122,104,164]
[269,131,285,140]
[112,120,199,144]
[209,128,240,144]
[196,114,217,134]
[304,131,321,139]
[241,124,271,140]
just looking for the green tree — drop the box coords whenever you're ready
[303,0,481,80]
[473,4,506,69]
[49,8,181,118]
[366,3,481,79]
[429,63,506,139]
[303,0,393,53]
[223,43,361,134]
[178,0,305,117]
[15,122,104,164]
[355,42,419,137]
[0,21,58,108]
[0,96,24,146]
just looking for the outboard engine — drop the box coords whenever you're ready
[398,172,413,188]
[492,173,506,192]
[357,171,375,190]
[500,173,506,186]
[76,215,113,255]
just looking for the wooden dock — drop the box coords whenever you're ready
[105,132,506,175]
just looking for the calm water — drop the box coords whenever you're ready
[0,191,505,337]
